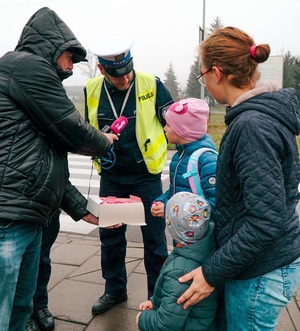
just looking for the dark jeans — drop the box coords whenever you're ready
[33,209,60,310]
[99,177,168,299]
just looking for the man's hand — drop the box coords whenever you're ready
[177,266,215,309]
[102,132,119,145]
[82,213,99,225]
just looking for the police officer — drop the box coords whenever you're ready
[85,37,174,315]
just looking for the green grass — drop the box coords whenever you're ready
[208,109,226,151]
[75,101,300,154]
[207,106,300,154]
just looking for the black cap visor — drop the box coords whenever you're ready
[67,47,88,63]
[72,53,88,63]
[104,58,133,77]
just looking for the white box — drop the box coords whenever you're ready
[87,195,146,228]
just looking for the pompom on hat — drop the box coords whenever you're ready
[165,98,209,141]
[92,36,134,77]
[165,191,211,245]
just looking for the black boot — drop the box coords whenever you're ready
[25,318,38,331]
[31,307,55,331]
[92,293,128,315]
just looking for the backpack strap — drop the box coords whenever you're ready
[182,148,218,197]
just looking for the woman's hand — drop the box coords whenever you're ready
[177,267,215,309]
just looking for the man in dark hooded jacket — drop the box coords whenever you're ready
[0,7,118,331]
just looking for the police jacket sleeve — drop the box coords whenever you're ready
[155,77,174,126]
[9,54,111,157]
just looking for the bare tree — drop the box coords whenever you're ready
[77,49,100,79]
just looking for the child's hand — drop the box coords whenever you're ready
[151,201,165,218]
[139,300,153,310]
[136,300,153,330]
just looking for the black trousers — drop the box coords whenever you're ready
[32,209,60,310]
[99,177,168,299]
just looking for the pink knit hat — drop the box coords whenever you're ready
[165,98,209,141]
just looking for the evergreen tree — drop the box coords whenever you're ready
[163,62,180,101]
[293,57,300,102]
[203,17,224,106]
[185,57,201,98]
[184,17,224,105]
[283,51,297,88]
[207,16,224,36]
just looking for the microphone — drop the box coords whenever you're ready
[101,116,128,135]
[93,116,128,170]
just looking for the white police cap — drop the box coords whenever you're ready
[93,36,134,77]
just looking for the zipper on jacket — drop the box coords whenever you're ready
[172,149,185,195]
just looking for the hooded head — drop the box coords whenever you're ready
[165,98,209,141]
[92,36,134,77]
[14,7,87,81]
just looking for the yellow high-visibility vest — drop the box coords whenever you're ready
[86,71,167,174]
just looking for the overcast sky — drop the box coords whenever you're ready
[1,0,299,87]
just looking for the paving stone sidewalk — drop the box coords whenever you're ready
[46,231,300,331]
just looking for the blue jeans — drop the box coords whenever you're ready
[99,177,168,299]
[0,220,42,331]
[225,256,300,331]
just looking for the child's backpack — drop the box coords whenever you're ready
[182,148,218,197]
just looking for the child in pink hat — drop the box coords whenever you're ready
[165,97,209,141]
[150,97,217,219]
[136,98,218,330]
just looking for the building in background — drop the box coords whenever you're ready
[259,55,284,88]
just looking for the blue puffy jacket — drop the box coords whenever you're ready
[155,134,218,214]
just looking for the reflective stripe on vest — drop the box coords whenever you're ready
[86,71,167,174]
